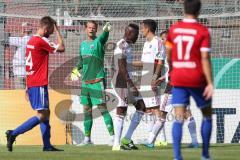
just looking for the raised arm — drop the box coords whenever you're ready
[98,22,111,44]
[54,24,65,52]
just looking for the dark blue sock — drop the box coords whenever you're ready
[12,116,40,136]
[201,117,212,158]
[40,119,51,148]
[172,120,183,160]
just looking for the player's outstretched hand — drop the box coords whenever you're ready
[203,83,214,100]
[71,68,81,81]
[103,22,111,32]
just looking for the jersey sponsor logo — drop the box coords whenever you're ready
[173,28,197,35]
[172,61,196,68]
[90,44,94,49]
[82,54,92,59]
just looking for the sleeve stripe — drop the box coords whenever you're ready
[200,47,211,52]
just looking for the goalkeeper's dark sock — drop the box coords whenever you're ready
[101,110,114,136]
[12,116,40,136]
[40,119,51,149]
[172,120,183,160]
[84,110,93,137]
[201,117,212,158]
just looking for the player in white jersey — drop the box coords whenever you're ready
[112,24,146,151]
[151,31,199,148]
[132,19,166,148]
[9,22,32,88]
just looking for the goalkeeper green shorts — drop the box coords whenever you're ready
[80,79,106,106]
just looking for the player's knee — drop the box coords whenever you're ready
[174,113,185,122]
[184,109,192,119]
[84,106,92,113]
[37,110,50,122]
[160,111,167,119]
[97,104,109,114]
[134,100,146,112]
[201,105,212,119]
[154,109,167,120]
[116,107,127,116]
[145,107,154,114]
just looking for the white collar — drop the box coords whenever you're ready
[182,18,197,23]
[33,34,41,37]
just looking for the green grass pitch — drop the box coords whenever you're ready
[0,144,239,160]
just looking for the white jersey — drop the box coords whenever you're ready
[138,36,166,108]
[112,39,133,88]
[9,35,31,66]
[9,35,31,77]
[140,36,166,88]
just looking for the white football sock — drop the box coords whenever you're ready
[159,125,167,142]
[125,111,144,140]
[147,112,156,133]
[187,117,198,144]
[148,118,165,144]
[113,115,124,146]
[84,136,91,142]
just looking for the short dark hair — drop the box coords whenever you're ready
[142,19,157,33]
[184,0,201,16]
[85,20,98,28]
[127,23,139,32]
[39,16,56,29]
[160,30,168,37]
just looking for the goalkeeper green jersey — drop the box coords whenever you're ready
[77,31,109,82]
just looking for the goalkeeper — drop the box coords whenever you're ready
[71,20,114,145]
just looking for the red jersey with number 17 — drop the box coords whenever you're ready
[26,35,58,88]
[166,18,211,87]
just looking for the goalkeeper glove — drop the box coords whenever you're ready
[71,68,81,81]
[103,22,111,32]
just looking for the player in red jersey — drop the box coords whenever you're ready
[6,16,65,152]
[166,0,213,160]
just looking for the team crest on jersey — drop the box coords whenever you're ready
[90,44,94,49]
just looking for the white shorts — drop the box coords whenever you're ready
[160,93,173,113]
[137,86,160,108]
[112,88,128,107]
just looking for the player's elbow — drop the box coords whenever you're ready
[201,51,210,59]
[57,45,65,52]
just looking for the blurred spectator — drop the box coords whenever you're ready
[64,0,81,16]
[9,22,32,89]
